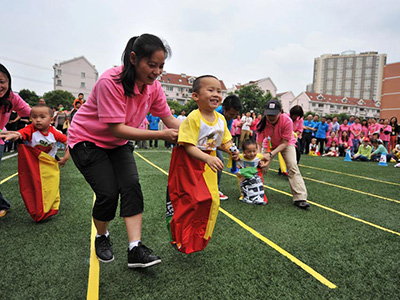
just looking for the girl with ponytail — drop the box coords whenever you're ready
[67,34,180,268]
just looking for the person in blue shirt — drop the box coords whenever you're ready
[315,116,330,155]
[147,113,161,148]
[302,114,315,154]
[215,95,242,200]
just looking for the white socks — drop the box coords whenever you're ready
[96,231,109,238]
[129,240,141,250]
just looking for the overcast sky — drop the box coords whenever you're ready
[2,0,400,97]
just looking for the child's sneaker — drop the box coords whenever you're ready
[219,191,228,201]
[394,163,400,168]
[95,235,114,263]
[128,242,161,268]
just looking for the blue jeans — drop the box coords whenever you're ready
[0,144,11,210]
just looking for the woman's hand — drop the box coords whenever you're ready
[161,129,179,143]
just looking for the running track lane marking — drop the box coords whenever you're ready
[218,207,337,289]
[223,171,400,237]
[87,195,100,300]
[222,157,399,204]
[269,168,400,204]
[0,172,18,185]
[1,153,18,160]
[298,164,400,187]
[134,152,337,289]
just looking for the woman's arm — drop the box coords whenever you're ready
[161,114,181,129]
[108,123,178,143]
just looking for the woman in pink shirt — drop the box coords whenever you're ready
[256,100,309,209]
[68,34,180,268]
[349,117,362,152]
[361,119,369,138]
[231,115,242,146]
[379,119,392,150]
[339,118,350,137]
[325,131,339,153]
[339,130,353,156]
[0,64,31,217]
[368,118,378,138]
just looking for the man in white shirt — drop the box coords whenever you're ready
[177,110,187,122]
[239,112,253,149]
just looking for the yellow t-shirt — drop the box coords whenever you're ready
[178,109,232,151]
[238,153,264,168]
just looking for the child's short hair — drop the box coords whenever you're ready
[242,139,257,151]
[30,105,53,117]
[192,75,219,93]
[311,138,317,142]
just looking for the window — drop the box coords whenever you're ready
[81,72,86,78]
[56,79,62,86]
[80,82,86,88]
[57,69,62,76]
[318,104,324,108]
[167,86,173,91]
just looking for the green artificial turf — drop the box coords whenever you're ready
[0,149,399,299]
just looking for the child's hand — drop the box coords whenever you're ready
[205,156,224,172]
[232,151,240,161]
[58,156,68,168]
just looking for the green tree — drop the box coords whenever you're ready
[18,89,40,106]
[43,90,75,110]
[167,100,184,115]
[234,85,272,115]
[183,99,198,114]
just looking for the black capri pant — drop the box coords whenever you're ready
[70,141,143,221]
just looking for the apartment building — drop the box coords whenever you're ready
[157,72,227,105]
[53,56,98,98]
[380,62,400,120]
[310,51,387,102]
[291,92,380,119]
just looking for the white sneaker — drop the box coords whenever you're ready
[219,191,228,200]
[394,163,400,168]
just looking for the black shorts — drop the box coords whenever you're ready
[70,141,143,221]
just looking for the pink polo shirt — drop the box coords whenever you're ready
[339,124,350,136]
[68,66,171,149]
[288,114,303,134]
[379,125,391,142]
[257,113,296,148]
[0,92,31,145]
[349,123,362,139]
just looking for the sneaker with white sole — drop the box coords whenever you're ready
[219,191,228,201]
[95,235,114,263]
[128,242,161,268]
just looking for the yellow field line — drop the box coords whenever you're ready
[222,171,400,237]
[135,152,337,289]
[269,168,400,204]
[0,172,18,185]
[219,207,337,289]
[87,195,100,300]
[299,164,400,187]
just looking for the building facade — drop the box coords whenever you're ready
[291,92,380,119]
[277,91,295,113]
[310,51,387,102]
[53,56,98,98]
[228,77,277,97]
[380,62,400,120]
[157,72,227,105]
